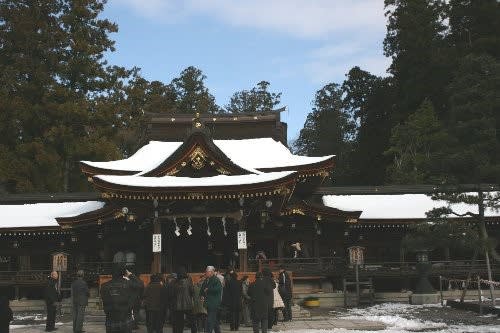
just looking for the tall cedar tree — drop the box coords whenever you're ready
[225,81,282,113]
[385,99,452,184]
[0,0,130,192]
[427,55,499,265]
[448,0,500,59]
[171,66,220,114]
[293,84,355,185]
[384,0,452,120]
[340,67,396,184]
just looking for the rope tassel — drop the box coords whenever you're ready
[222,216,227,236]
[206,217,211,236]
[174,217,180,237]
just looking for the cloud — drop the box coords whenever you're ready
[304,42,390,84]
[115,0,386,39]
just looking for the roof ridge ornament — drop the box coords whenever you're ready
[192,112,204,130]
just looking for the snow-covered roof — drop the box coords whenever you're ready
[0,201,105,229]
[322,194,499,219]
[96,171,295,188]
[82,138,333,173]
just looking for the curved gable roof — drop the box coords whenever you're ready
[81,138,334,176]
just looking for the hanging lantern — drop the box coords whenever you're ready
[206,217,211,236]
[12,241,19,248]
[71,234,78,243]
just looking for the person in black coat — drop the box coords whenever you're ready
[248,272,272,333]
[225,272,241,331]
[128,268,144,329]
[44,271,61,332]
[71,270,90,333]
[101,264,135,333]
[172,267,195,333]
[143,274,165,333]
[0,296,13,333]
[278,267,292,322]
[261,269,275,330]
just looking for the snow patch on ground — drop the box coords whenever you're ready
[320,303,500,333]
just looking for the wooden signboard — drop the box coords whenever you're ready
[52,252,68,272]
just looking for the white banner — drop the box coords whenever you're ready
[237,231,247,249]
[152,234,162,253]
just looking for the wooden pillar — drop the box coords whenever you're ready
[151,218,161,274]
[238,216,248,272]
[239,249,248,272]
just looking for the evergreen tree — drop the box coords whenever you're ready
[0,0,131,192]
[448,0,500,59]
[353,78,395,185]
[171,66,220,114]
[385,99,452,184]
[341,66,380,128]
[293,83,355,184]
[384,0,451,119]
[445,54,500,184]
[225,81,282,113]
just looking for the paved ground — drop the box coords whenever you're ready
[12,303,500,332]
[11,315,386,332]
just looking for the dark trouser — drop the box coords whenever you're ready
[73,304,86,332]
[229,308,240,330]
[195,313,207,332]
[105,316,133,333]
[206,308,221,333]
[173,310,196,333]
[282,298,292,321]
[46,303,56,330]
[242,303,251,326]
[267,307,274,329]
[146,310,163,333]
[252,318,268,333]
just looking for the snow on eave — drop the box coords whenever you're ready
[81,138,335,174]
[322,193,500,220]
[0,201,105,229]
[95,171,296,188]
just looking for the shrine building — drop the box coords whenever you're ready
[0,110,499,299]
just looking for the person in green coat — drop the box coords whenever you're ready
[201,266,222,333]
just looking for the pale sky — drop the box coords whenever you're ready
[104,0,391,142]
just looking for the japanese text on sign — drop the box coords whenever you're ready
[152,234,162,253]
[237,231,247,249]
[52,252,68,272]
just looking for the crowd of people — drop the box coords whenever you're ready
[28,264,293,333]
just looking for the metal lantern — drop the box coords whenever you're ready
[416,250,429,263]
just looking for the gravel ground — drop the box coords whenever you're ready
[411,305,500,326]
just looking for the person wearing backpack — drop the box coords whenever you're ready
[101,264,135,333]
